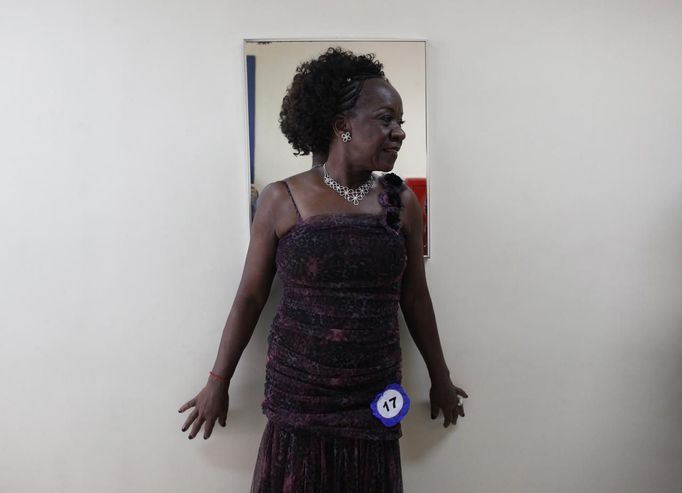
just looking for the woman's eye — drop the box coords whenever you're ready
[379,116,405,126]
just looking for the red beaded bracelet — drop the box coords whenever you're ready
[209,371,228,382]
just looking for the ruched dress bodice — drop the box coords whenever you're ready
[261,175,408,441]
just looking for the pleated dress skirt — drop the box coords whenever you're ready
[250,421,403,493]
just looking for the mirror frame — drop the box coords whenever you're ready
[243,38,430,258]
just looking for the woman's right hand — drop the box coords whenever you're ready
[178,377,230,440]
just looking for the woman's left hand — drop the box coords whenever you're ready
[429,378,468,428]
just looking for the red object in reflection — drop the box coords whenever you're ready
[404,178,428,255]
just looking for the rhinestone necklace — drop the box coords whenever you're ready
[322,163,376,206]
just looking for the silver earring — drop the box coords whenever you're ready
[341,131,352,143]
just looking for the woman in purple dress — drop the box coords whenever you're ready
[179,47,468,492]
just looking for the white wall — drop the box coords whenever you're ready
[2,1,681,492]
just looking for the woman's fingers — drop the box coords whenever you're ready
[203,418,216,439]
[178,398,196,413]
[442,405,463,428]
[219,412,227,427]
[430,400,439,420]
[188,417,205,439]
[451,406,459,426]
[430,385,468,428]
[182,409,198,432]
[455,387,467,418]
[443,406,452,427]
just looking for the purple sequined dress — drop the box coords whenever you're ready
[251,174,408,493]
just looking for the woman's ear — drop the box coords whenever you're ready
[332,115,349,137]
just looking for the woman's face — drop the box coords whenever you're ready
[342,78,406,172]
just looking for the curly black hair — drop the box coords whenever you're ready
[279,47,386,156]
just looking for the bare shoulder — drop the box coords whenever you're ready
[252,180,295,233]
[399,184,422,235]
[399,182,419,206]
[257,167,319,203]
[399,182,420,211]
[254,170,319,237]
[276,167,327,211]
[255,180,289,213]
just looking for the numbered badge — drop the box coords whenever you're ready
[370,383,410,427]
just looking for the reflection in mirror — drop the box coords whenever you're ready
[244,40,429,256]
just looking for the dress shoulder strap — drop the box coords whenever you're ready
[281,180,302,220]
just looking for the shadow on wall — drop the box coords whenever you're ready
[399,315,454,463]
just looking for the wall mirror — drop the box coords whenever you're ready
[244,39,429,256]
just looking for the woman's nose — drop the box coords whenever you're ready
[392,126,406,141]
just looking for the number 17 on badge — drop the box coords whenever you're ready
[371,383,410,427]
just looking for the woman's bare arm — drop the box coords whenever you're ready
[179,181,290,439]
[209,182,285,380]
[399,187,468,427]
